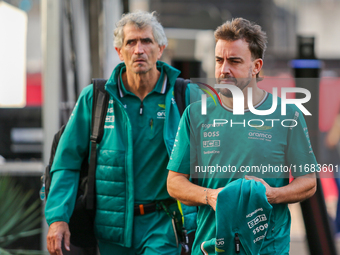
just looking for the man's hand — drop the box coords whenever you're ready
[167,170,225,208]
[207,187,224,211]
[47,221,70,255]
[245,175,278,204]
[245,173,316,204]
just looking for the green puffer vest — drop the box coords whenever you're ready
[93,61,200,247]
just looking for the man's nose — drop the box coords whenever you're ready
[220,61,231,75]
[134,41,144,54]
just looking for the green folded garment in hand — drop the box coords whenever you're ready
[201,179,272,255]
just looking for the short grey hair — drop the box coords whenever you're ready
[114,11,168,48]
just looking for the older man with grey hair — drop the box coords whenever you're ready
[45,11,200,255]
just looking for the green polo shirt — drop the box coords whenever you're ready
[167,93,318,254]
[118,66,169,204]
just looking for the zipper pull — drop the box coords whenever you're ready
[140,101,143,115]
[234,233,240,253]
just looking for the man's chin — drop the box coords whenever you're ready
[132,64,153,74]
[133,68,149,74]
[135,70,148,74]
[219,89,233,98]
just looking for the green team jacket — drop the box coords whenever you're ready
[46,61,200,247]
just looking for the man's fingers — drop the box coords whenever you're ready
[245,175,257,180]
[47,232,57,255]
[54,234,63,255]
[245,175,263,183]
[245,175,268,188]
[47,222,70,255]
[47,238,54,254]
[64,231,71,251]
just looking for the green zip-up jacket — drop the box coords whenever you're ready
[45,61,200,247]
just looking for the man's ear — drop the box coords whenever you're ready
[115,47,124,61]
[157,45,166,60]
[252,58,263,76]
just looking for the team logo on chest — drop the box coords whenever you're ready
[248,130,272,142]
[105,101,115,129]
[157,104,166,119]
[104,115,115,129]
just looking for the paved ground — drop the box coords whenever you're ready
[289,201,340,254]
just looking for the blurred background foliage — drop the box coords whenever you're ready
[0,176,46,255]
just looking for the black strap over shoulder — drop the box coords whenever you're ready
[174,78,198,186]
[86,78,109,210]
[174,78,190,116]
[91,78,109,143]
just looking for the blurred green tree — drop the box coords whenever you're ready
[0,176,46,255]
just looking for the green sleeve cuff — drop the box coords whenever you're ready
[45,170,80,226]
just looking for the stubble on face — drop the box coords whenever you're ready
[217,66,253,98]
[134,64,152,74]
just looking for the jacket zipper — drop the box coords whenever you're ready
[139,101,143,115]
[235,233,240,253]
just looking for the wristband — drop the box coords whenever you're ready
[204,188,209,205]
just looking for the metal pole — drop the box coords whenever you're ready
[41,0,62,251]
[89,0,103,78]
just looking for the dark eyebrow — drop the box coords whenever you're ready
[126,39,137,45]
[126,37,154,45]
[227,57,243,61]
[215,56,243,61]
[141,37,153,42]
